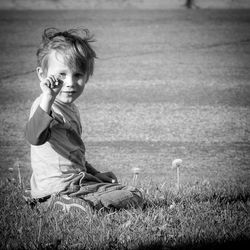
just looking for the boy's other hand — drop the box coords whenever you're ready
[84,173,102,183]
[95,172,118,183]
[40,75,63,98]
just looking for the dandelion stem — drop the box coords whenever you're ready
[37,216,42,245]
[133,173,138,186]
[176,167,180,191]
[17,161,22,188]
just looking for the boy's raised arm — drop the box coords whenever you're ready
[25,75,62,146]
[25,105,53,145]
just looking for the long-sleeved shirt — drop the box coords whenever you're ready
[25,95,99,198]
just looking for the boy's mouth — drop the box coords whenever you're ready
[62,90,76,94]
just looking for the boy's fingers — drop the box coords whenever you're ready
[45,79,51,88]
[102,175,113,183]
[85,173,102,183]
[105,172,118,182]
[55,79,63,87]
[94,173,112,183]
[100,172,118,183]
[55,75,64,87]
[50,76,57,88]
[43,75,62,89]
[92,176,102,183]
[46,77,54,86]
[51,75,56,82]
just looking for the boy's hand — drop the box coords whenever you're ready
[40,75,64,98]
[95,172,118,183]
[84,173,103,183]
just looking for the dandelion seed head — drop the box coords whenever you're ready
[169,202,176,209]
[131,167,141,174]
[172,159,183,168]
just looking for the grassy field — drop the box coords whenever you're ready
[0,9,250,249]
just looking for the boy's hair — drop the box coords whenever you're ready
[36,27,97,80]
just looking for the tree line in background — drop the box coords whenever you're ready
[10,0,243,9]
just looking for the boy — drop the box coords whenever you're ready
[25,28,143,212]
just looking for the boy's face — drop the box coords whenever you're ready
[39,50,87,104]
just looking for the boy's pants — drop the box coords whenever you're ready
[60,181,143,209]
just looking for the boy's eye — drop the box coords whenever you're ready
[59,73,66,79]
[75,73,84,77]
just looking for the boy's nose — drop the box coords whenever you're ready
[65,76,75,87]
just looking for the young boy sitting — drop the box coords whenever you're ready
[25,27,143,213]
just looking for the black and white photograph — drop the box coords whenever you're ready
[0,0,249,249]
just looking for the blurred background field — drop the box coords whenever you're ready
[0,4,250,190]
[1,0,250,10]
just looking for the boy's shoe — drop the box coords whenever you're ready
[49,195,91,214]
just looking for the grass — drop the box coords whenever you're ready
[1,173,249,249]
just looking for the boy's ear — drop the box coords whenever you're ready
[36,67,45,81]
